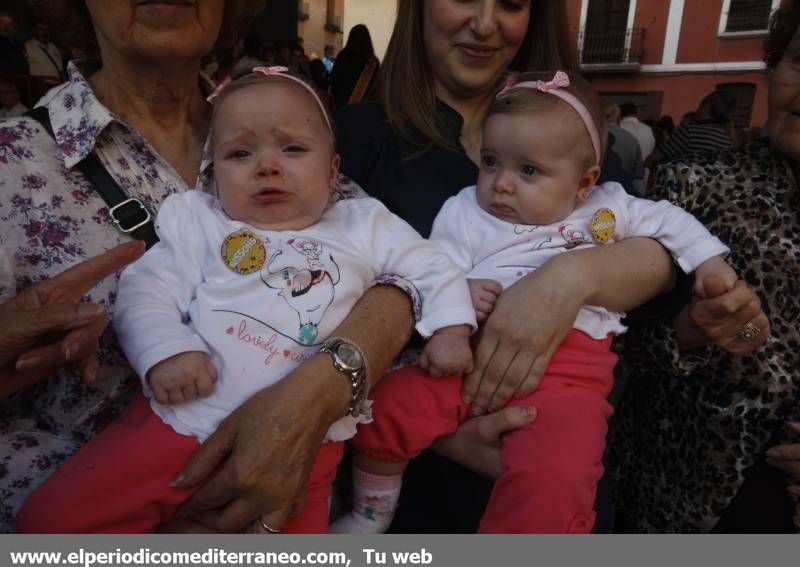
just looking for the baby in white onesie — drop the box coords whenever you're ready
[332,71,737,534]
[18,69,476,534]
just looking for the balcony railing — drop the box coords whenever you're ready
[725,0,773,32]
[325,13,342,33]
[298,1,310,21]
[578,27,644,70]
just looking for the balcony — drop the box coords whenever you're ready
[325,13,343,33]
[578,27,644,73]
[298,1,310,21]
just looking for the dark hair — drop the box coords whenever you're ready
[379,0,576,153]
[309,59,329,91]
[657,115,675,134]
[488,71,608,171]
[243,34,262,58]
[765,4,800,70]
[37,0,261,61]
[342,24,375,61]
[619,102,638,118]
[699,91,737,122]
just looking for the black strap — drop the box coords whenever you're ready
[26,106,159,249]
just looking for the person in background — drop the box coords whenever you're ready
[0,79,28,119]
[330,24,379,108]
[289,39,311,82]
[323,45,335,74]
[619,101,656,160]
[645,90,736,168]
[0,13,30,105]
[604,101,645,195]
[261,44,275,66]
[24,20,64,82]
[309,58,334,112]
[230,34,264,79]
[610,3,800,533]
[658,115,675,139]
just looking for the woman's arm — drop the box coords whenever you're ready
[463,237,674,415]
[168,284,415,533]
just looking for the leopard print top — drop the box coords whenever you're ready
[608,140,800,533]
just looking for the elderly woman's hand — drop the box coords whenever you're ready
[170,353,350,533]
[766,422,800,529]
[676,276,770,355]
[0,241,144,398]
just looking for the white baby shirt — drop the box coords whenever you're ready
[115,191,476,442]
[431,183,730,339]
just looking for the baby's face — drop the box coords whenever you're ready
[212,82,339,231]
[476,110,589,226]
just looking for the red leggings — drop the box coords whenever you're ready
[352,330,617,534]
[16,396,343,534]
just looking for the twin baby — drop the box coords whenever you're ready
[18,68,734,534]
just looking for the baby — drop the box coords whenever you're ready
[16,68,476,534]
[331,71,736,534]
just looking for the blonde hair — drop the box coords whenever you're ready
[487,71,608,171]
[378,0,576,155]
[211,73,336,151]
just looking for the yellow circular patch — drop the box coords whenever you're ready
[590,208,616,244]
[221,229,267,275]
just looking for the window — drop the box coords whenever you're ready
[582,0,632,64]
[723,0,775,33]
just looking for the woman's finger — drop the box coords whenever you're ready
[77,353,100,384]
[766,444,800,461]
[486,350,533,412]
[463,331,499,404]
[767,457,800,480]
[513,350,552,399]
[470,343,515,415]
[174,422,237,494]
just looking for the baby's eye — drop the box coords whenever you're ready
[227,149,250,159]
[482,155,497,168]
[285,145,307,153]
[521,164,538,176]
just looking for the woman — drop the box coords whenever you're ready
[333,0,767,532]
[330,24,379,108]
[610,4,800,533]
[0,0,417,534]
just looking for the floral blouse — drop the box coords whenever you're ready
[608,140,800,532]
[0,63,419,531]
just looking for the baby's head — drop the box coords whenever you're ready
[210,68,339,231]
[477,71,608,226]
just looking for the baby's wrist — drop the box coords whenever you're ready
[434,324,472,338]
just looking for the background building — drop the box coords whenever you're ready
[297,0,345,58]
[567,0,790,129]
[342,0,397,60]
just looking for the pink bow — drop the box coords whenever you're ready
[498,71,571,98]
[206,66,291,104]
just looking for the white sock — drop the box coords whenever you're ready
[329,467,402,534]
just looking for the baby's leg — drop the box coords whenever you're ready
[16,396,200,533]
[281,442,344,533]
[330,366,468,533]
[479,331,617,534]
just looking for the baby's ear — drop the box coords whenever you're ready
[576,164,601,201]
[329,153,341,189]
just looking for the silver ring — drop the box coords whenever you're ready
[736,321,761,341]
[259,517,281,534]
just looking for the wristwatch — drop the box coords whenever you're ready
[318,338,368,417]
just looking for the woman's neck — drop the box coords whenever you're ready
[89,53,211,186]
[436,85,494,165]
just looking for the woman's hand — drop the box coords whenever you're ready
[766,422,800,529]
[170,354,349,533]
[432,405,537,479]
[679,276,769,355]
[0,241,145,398]
[462,238,674,416]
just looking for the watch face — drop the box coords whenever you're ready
[337,343,363,370]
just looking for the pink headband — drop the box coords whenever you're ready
[497,71,602,165]
[206,66,332,132]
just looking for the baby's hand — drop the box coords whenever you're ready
[419,325,473,378]
[468,279,503,322]
[694,255,738,298]
[146,351,217,405]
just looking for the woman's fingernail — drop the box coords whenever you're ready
[64,343,77,361]
[787,485,800,496]
[15,355,41,370]
[77,303,104,319]
[765,448,778,458]
[472,406,484,417]
[524,406,536,417]
[170,473,186,487]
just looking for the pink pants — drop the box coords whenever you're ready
[352,330,617,534]
[17,396,343,534]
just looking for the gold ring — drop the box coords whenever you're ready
[259,517,281,534]
[736,321,761,341]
